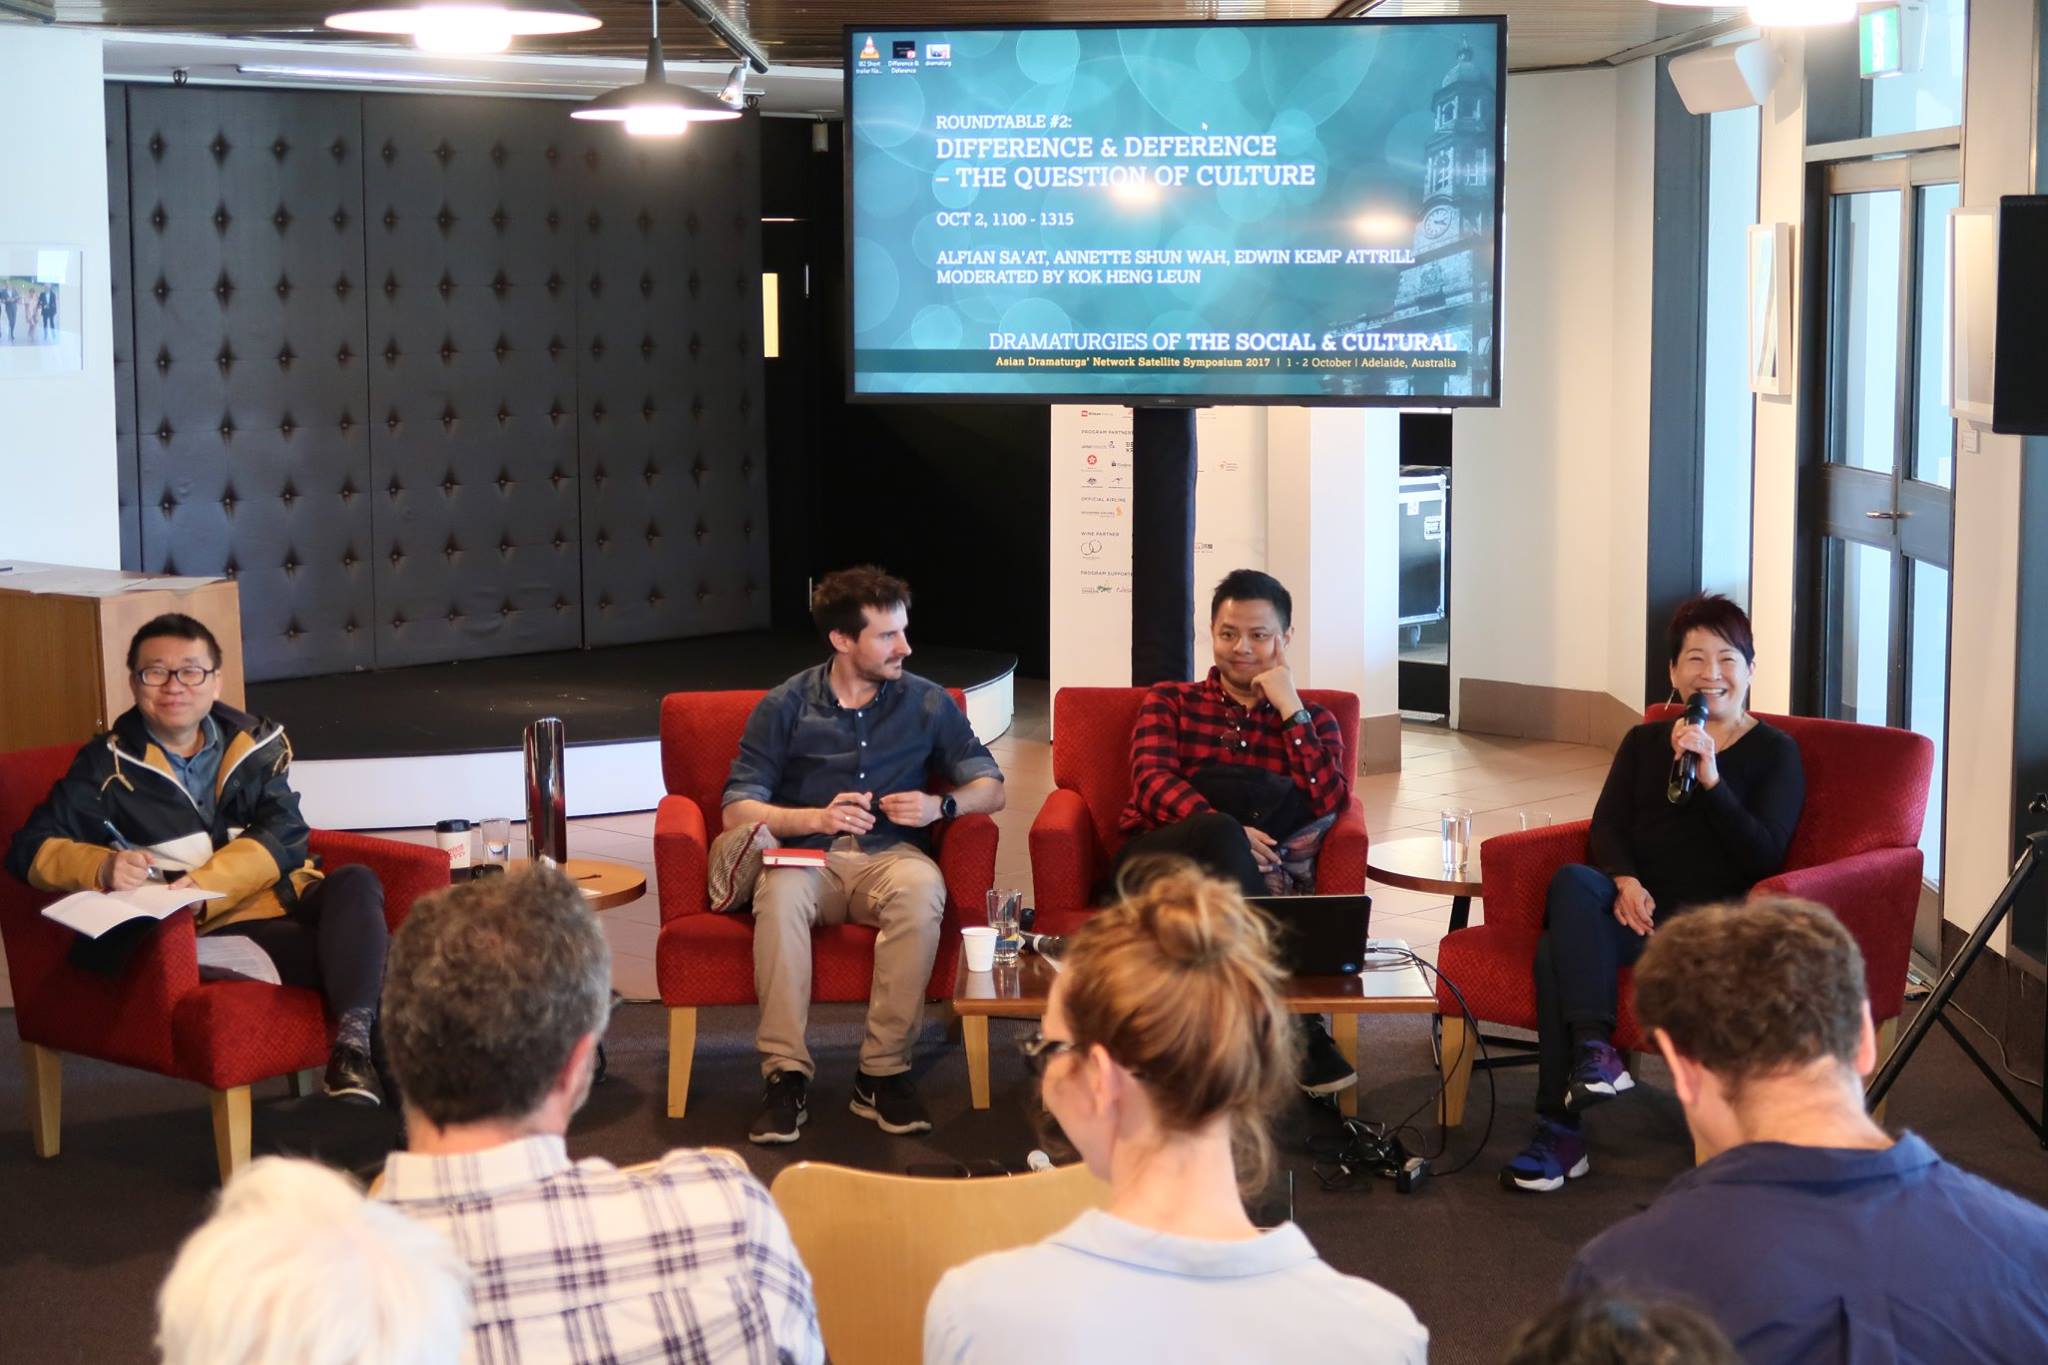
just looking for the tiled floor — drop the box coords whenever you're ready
[0,685,1614,1009]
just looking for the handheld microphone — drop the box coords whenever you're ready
[1667,692,1710,805]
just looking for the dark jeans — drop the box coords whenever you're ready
[1534,863,1660,1118]
[217,864,388,1027]
[1112,811,1266,899]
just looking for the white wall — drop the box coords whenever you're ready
[1449,65,1658,720]
[0,25,118,569]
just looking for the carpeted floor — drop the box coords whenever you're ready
[3,995,2045,1364]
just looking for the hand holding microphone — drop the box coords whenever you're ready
[1666,692,1713,804]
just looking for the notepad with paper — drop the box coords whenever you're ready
[41,884,223,939]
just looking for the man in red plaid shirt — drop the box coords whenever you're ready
[1114,569,1358,1095]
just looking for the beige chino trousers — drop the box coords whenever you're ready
[751,842,947,1079]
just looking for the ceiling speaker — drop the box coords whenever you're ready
[1668,40,1783,115]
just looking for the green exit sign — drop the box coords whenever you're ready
[1861,5,1905,78]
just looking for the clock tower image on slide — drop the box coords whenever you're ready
[1348,40,1498,397]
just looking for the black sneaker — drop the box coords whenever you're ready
[749,1070,809,1145]
[324,1043,382,1107]
[850,1070,933,1135]
[1297,1017,1357,1096]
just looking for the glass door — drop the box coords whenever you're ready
[1813,151,1957,885]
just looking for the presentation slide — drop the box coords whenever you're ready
[845,20,1505,405]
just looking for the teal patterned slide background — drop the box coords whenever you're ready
[847,21,1504,402]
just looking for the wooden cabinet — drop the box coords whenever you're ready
[0,564,245,752]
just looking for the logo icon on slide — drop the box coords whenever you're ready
[892,40,917,61]
[859,36,880,61]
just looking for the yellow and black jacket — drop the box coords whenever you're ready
[4,702,321,932]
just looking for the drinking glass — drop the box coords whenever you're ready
[482,817,513,867]
[1439,807,1473,871]
[1517,811,1554,831]
[986,888,1023,963]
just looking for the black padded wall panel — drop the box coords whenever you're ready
[362,98,582,666]
[575,117,770,645]
[106,86,140,572]
[128,87,376,680]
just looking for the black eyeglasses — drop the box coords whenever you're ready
[1019,1030,1076,1077]
[134,664,219,688]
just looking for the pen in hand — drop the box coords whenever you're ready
[101,821,166,883]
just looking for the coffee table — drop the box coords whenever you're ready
[560,857,647,910]
[1367,834,1483,931]
[952,943,1436,1118]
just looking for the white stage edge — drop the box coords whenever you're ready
[294,669,1015,830]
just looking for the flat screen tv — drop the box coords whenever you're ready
[844,18,1507,406]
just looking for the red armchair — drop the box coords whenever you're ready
[1434,707,1934,1123]
[1,744,451,1180]
[1027,687,1368,935]
[653,690,1000,1117]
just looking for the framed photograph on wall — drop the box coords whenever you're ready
[1747,223,1794,397]
[0,246,84,378]
[1947,205,1996,422]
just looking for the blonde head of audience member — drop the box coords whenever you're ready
[157,1156,469,1365]
[1036,859,1297,1225]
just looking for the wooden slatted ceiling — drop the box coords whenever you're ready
[46,0,1737,70]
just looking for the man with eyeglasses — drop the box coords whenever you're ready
[6,613,391,1104]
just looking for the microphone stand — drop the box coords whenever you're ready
[1865,828,2048,1147]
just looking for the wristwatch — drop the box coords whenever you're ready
[941,794,959,821]
[1286,708,1312,728]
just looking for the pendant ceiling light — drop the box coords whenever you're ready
[326,2,600,56]
[571,0,742,136]
[1749,0,1860,24]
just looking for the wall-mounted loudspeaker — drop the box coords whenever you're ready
[1668,40,1783,115]
[1992,196,2048,436]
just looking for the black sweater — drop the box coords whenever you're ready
[1586,718,1805,914]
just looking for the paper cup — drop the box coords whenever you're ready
[961,926,997,973]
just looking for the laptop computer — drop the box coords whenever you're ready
[1249,894,1373,976]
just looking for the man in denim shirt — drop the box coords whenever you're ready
[725,566,1005,1144]
[1567,898,2048,1363]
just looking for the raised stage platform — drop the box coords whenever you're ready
[248,632,1017,830]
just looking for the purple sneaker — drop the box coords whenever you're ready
[1499,1118,1590,1193]
[1566,1040,1635,1111]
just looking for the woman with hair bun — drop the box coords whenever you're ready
[923,861,1427,1364]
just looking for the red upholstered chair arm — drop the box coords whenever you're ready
[308,830,450,931]
[933,812,999,921]
[1314,797,1370,894]
[1477,821,1593,940]
[654,794,710,922]
[1752,846,1925,1022]
[1028,788,1099,913]
[1,894,200,1072]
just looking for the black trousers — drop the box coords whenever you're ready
[217,864,388,1025]
[1533,863,1660,1117]
[1112,811,1266,899]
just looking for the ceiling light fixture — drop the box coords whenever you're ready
[718,62,747,108]
[1749,0,1860,25]
[570,0,740,136]
[326,2,600,56]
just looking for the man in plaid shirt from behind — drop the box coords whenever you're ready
[377,864,823,1365]
[1114,568,1358,1096]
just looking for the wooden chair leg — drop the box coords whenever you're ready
[286,1067,319,1098]
[21,1043,60,1158]
[1870,1016,1899,1126]
[210,1086,251,1183]
[1334,1014,1361,1119]
[964,1016,991,1110]
[667,1007,697,1119]
[1437,1015,1475,1127]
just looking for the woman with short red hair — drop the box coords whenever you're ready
[1500,594,1805,1194]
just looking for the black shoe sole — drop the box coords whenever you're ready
[1298,1071,1359,1097]
[749,1107,809,1146]
[849,1096,933,1135]
[1565,1072,1634,1111]
[325,1084,381,1107]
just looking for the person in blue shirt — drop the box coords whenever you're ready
[923,863,1426,1365]
[1566,896,2048,1363]
[723,566,1005,1144]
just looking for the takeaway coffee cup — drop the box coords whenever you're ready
[961,926,997,973]
[435,818,474,871]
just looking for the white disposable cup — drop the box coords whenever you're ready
[961,926,997,973]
